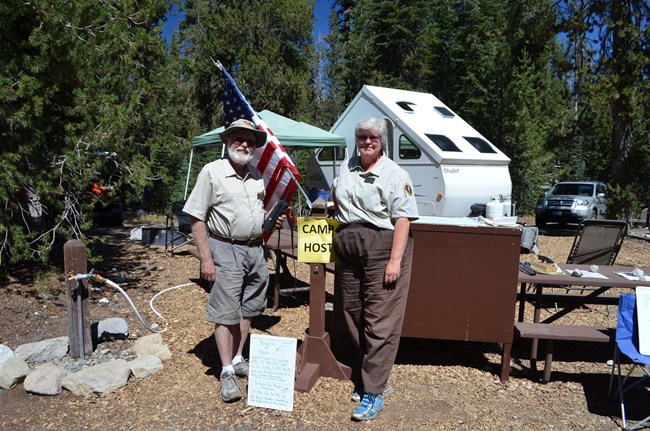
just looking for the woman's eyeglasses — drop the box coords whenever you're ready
[355,134,380,142]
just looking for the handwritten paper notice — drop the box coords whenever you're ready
[247,334,297,411]
[636,286,650,355]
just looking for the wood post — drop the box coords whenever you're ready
[64,240,92,358]
[294,263,351,392]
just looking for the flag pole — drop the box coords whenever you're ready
[212,58,312,210]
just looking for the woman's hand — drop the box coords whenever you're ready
[384,257,401,285]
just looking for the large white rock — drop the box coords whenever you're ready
[132,333,171,361]
[97,317,129,341]
[62,359,131,397]
[0,357,31,389]
[23,363,71,395]
[15,337,69,364]
[128,355,163,379]
[0,344,16,368]
[132,333,163,350]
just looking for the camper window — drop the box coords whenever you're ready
[426,134,461,152]
[434,106,455,118]
[316,147,346,162]
[464,137,497,154]
[399,135,421,159]
[396,101,416,112]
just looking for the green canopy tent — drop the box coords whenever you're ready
[184,110,347,202]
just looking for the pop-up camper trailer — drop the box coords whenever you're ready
[305,86,513,217]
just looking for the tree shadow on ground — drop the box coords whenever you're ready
[189,312,287,378]
[395,338,502,371]
[538,224,579,237]
[189,335,222,377]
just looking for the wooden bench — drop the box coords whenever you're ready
[514,322,614,383]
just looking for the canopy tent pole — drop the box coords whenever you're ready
[184,147,194,200]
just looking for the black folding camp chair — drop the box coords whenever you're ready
[165,201,193,256]
[566,219,628,266]
[559,219,628,312]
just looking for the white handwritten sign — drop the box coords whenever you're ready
[247,334,297,411]
[637,286,650,355]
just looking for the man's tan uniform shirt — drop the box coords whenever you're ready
[183,159,265,240]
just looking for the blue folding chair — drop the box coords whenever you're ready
[608,293,650,431]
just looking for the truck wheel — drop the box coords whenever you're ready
[535,217,546,228]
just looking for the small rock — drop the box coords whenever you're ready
[0,357,31,389]
[129,355,163,379]
[23,363,70,396]
[61,359,131,397]
[0,344,16,368]
[15,337,69,364]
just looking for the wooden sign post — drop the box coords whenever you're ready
[294,199,351,392]
[64,240,92,358]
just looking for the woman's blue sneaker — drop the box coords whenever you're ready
[351,393,384,421]
[352,387,392,403]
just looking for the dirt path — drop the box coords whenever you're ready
[1,221,649,430]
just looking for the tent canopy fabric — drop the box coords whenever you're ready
[191,109,346,148]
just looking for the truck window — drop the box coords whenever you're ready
[399,135,421,159]
[316,147,346,162]
[464,137,497,153]
[426,134,461,152]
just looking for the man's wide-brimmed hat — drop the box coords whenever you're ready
[219,119,267,148]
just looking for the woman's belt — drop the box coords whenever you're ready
[209,233,263,247]
[337,222,384,231]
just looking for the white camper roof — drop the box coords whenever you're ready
[333,86,510,165]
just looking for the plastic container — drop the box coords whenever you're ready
[308,188,330,202]
[501,196,512,217]
[486,197,504,220]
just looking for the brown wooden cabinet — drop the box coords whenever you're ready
[402,223,521,380]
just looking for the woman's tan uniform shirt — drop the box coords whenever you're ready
[333,156,419,228]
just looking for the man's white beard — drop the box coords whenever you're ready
[228,145,254,166]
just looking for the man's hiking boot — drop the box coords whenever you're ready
[220,371,241,402]
[233,359,249,378]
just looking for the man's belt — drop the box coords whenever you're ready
[209,233,263,247]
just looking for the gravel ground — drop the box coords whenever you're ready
[1,217,649,430]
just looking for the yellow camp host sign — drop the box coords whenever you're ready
[297,217,339,263]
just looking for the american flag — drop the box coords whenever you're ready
[219,64,301,227]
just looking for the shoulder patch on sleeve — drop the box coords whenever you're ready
[404,183,413,196]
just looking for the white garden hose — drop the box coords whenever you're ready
[69,272,193,333]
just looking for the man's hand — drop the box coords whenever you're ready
[200,258,216,283]
[275,214,287,231]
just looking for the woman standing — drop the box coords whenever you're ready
[332,118,419,421]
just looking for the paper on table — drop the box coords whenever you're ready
[615,271,650,281]
[565,269,608,279]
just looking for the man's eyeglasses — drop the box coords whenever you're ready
[356,134,381,142]
[230,135,257,146]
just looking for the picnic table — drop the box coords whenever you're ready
[516,263,650,382]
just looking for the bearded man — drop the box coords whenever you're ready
[183,118,281,403]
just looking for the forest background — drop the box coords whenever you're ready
[1,0,649,266]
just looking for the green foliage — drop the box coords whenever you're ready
[179,0,314,131]
[0,0,191,265]
[2,0,650,268]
